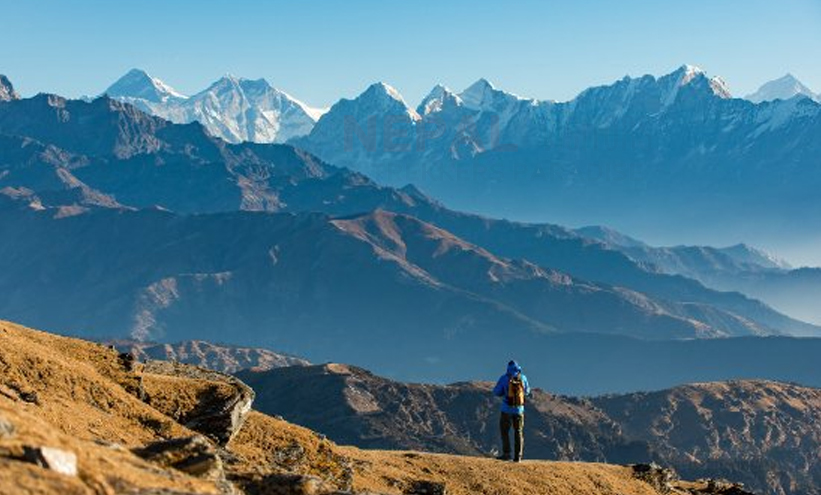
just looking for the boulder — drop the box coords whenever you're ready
[134,435,224,480]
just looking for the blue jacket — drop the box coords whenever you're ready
[493,361,531,415]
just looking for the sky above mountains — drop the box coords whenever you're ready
[4,0,820,107]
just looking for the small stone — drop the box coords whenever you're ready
[19,390,39,404]
[0,415,15,439]
[118,352,137,372]
[23,446,78,476]
[241,474,327,495]
[134,435,224,480]
[406,480,447,495]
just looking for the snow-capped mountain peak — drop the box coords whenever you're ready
[658,64,731,105]
[366,82,407,103]
[417,84,462,115]
[746,74,818,103]
[103,70,322,143]
[676,64,705,84]
[360,82,420,120]
[708,76,732,99]
[458,78,528,113]
[459,78,498,109]
[202,74,244,94]
[238,77,276,95]
[105,68,187,103]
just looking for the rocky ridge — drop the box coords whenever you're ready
[111,340,310,374]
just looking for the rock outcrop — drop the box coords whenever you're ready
[140,360,255,446]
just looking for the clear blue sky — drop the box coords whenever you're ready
[4,0,821,107]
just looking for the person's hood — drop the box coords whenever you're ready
[507,361,522,376]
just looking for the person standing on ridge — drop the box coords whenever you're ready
[493,360,531,462]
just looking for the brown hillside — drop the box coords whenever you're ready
[0,320,746,495]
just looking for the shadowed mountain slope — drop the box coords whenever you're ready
[0,87,816,340]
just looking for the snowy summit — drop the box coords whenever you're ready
[103,69,326,143]
[746,74,819,103]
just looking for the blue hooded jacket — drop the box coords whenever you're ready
[493,361,531,415]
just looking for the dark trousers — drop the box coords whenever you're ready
[500,412,524,459]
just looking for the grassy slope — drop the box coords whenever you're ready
[0,319,670,495]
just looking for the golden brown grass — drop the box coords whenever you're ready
[230,410,662,495]
[1,319,669,495]
[0,402,221,495]
[0,321,192,446]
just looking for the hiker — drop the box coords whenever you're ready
[492,360,531,462]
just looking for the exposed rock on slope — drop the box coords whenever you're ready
[0,319,724,495]
[140,360,255,446]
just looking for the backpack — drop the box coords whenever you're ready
[507,373,525,407]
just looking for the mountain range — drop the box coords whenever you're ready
[238,362,821,495]
[99,66,821,262]
[290,66,821,252]
[102,67,820,149]
[2,77,821,395]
